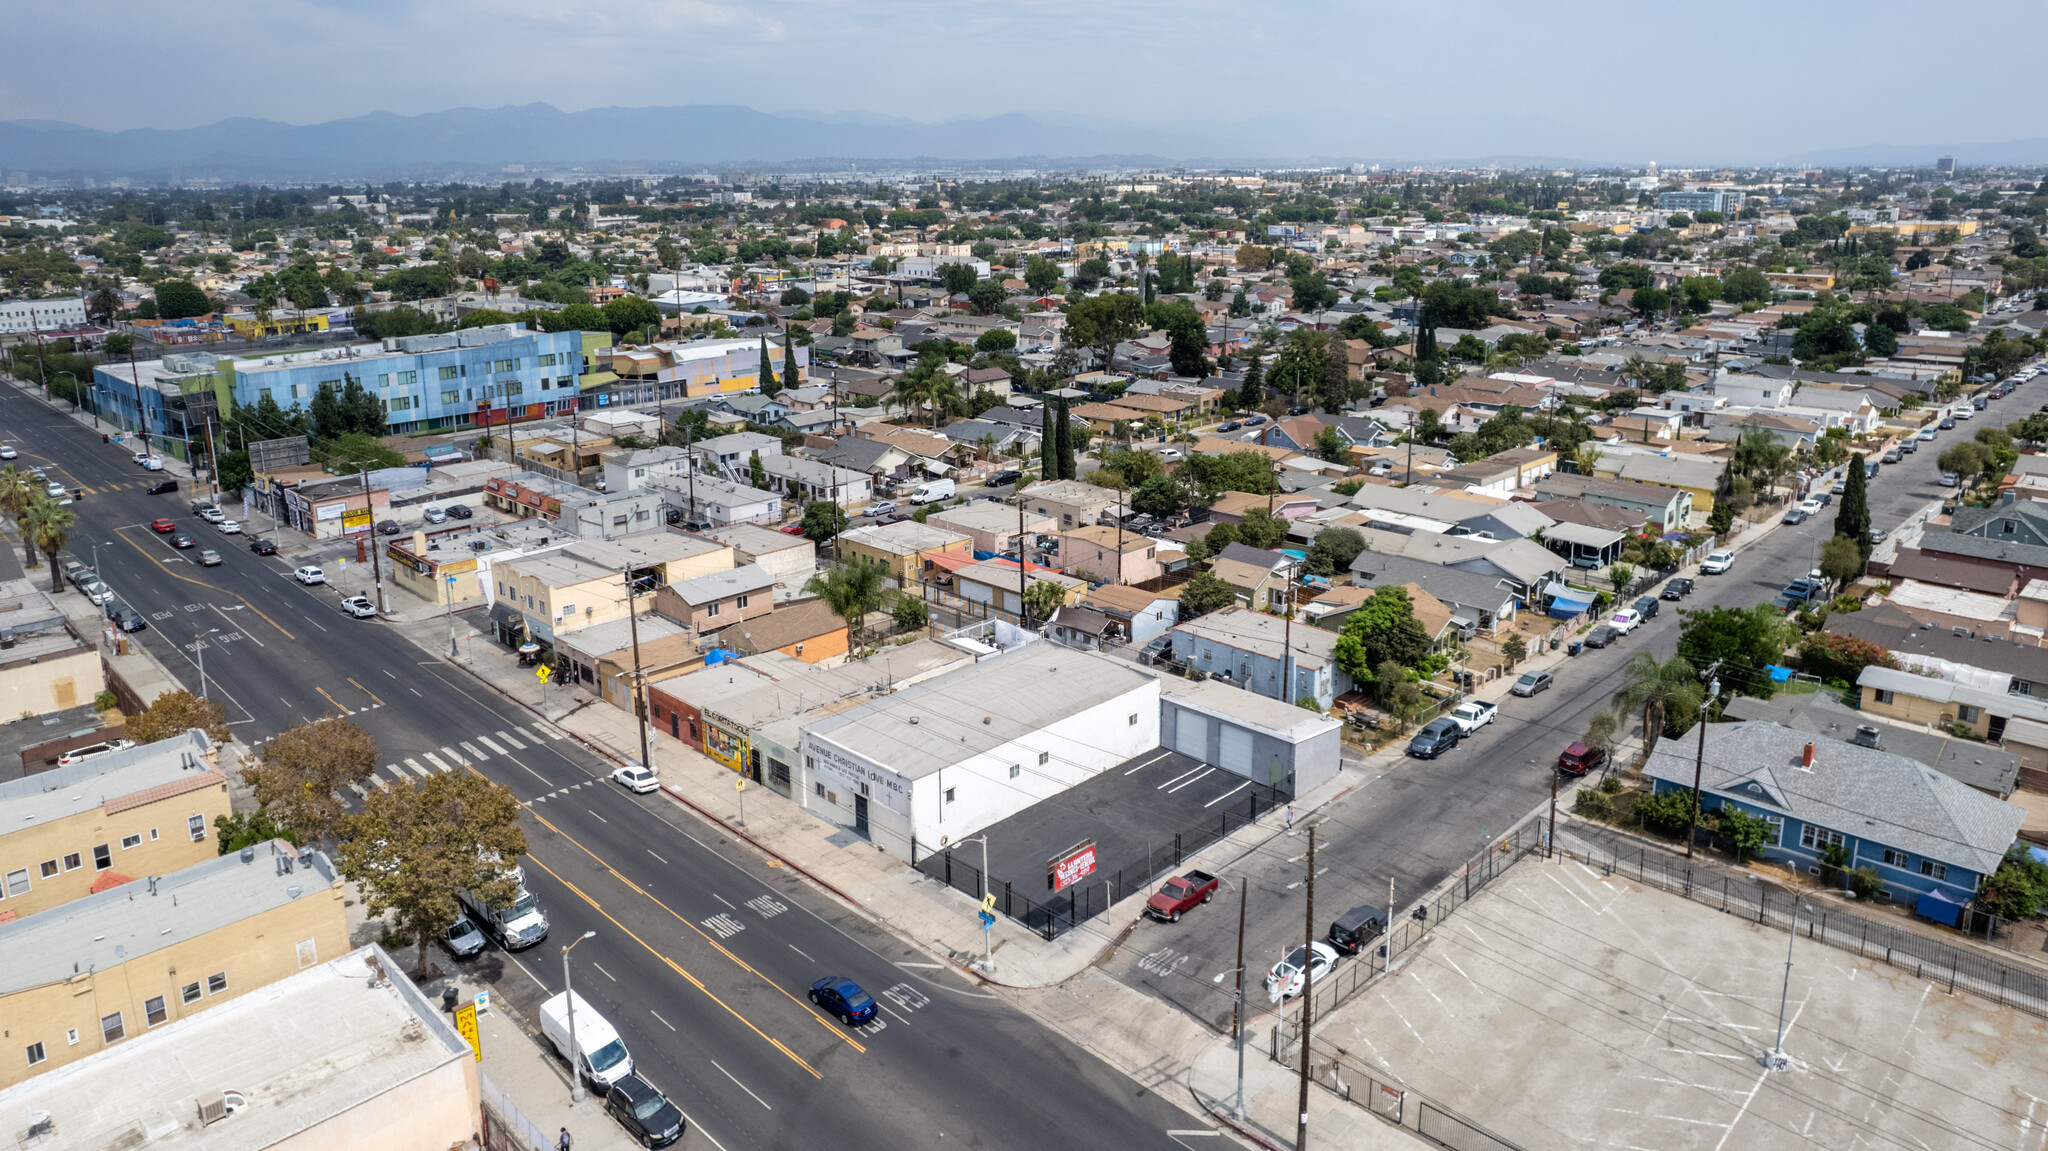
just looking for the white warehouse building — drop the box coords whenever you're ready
[799,643,1160,861]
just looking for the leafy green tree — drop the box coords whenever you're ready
[976,327,1017,353]
[1819,535,1864,587]
[244,716,380,847]
[1938,441,1990,483]
[1129,471,1185,520]
[781,328,799,393]
[24,495,74,594]
[318,431,406,470]
[1182,450,1278,500]
[966,279,1008,316]
[800,500,849,543]
[211,809,299,855]
[1714,807,1774,863]
[603,294,660,336]
[1677,604,1796,699]
[1678,276,1722,313]
[338,770,527,977]
[759,337,775,393]
[805,561,891,649]
[1332,585,1432,683]
[892,595,929,630]
[1176,570,1238,617]
[1836,454,1871,564]
[1304,527,1365,577]
[124,687,232,744]
[1153,300,1212,378]
[1024,256,1062,295]
[1631,287,1670,317]
[154,279,210,320]
[1040,402,1057,476]
[1612,652,1703,761]
[1235,354,1265,412]
[1067,292,1145,372]
[1976,845,2048,920]
[1312,426,1349,463]
[556,302,609,332]
[456,308,514,330]
[748,452,768,490]
[938,264,979,296]
[1235,506,1290,549]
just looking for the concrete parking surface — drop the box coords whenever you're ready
[1315,854,2048,1151]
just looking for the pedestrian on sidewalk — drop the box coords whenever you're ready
[1285,805,1294,832]
[558,1128,572,1151]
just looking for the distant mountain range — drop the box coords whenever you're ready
[3,102,2044,180]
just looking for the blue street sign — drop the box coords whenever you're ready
[978,911,995,929]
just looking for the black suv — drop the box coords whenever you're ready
[1407,717,1461,759]
[146,478,178,494]
[1326,905,1388,957]
[1660,577,1694,601]
[1632,595,1660,620]
[603,1074,684,1147]
[984,469,1022,488]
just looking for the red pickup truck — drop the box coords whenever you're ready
[1145,870,1220,922]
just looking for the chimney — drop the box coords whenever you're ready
[1800,741,1816,770]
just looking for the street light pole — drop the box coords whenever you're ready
[445,574,461,659]
[1763,902,1812,1071]
[194,628,219,699]
[562,930,598,1102]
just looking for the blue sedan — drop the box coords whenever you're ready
[809,977,878,1025]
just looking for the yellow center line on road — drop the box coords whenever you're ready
[523,805,867,1054]
[346,677,385,706]
[111,528,297,640]
[521,850,825,1080]
[313,685,347,713]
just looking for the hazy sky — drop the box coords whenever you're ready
[7,0,2034,161]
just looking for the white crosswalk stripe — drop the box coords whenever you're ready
[474,734,508,756]
[423,751,454,773]
[496,729,527,750]
[371,774,390,791]
[460,740,488,761]
[439,747,463,767]
[347,783,368,799]
[532,723,565,740]
[404,758,431,778]
[514,726,544,744]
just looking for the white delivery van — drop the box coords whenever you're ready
[909,477,955,504]
[540,991,635,1089]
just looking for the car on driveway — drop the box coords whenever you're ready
[169,533,195,549]
[603,1073,685,1148]
[1661,577,1694,600]
[612,763,658,793]
[214,519,242,534]
[1584,623,1621,648]
[1699,550,1734,574]
[443,914,488,959]
[250,538,277,555]
[198,549,222,567]
[1264,940,1338,1003]
[1407,717,1462,759]
[339,596,376,618]
[809,977,878,1025]
[1557,741,1607,777]
[1511,671,1553,697]
[294,565,325,585]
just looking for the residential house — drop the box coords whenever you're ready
[1078,584,1182,646]
[699,522,816,587]
[1170,607,1351,709]
[1597,454,1722,518]
[1349,551,1521,636]
[1058,524,1163,585]
[950,559,1086,621]
[1543,521,1628,570]
[1021,479,1124,531]
[1642,722,2024,908]
[926,501,1056,555]
[1208,542,1297,612]
[715,599,851,664]
[654,564,777,631]
[1431,446,1558,497]
[1208,490,1322,525]
[1878,531,2048,598]
[648,474,782,527]
[1725,692,2019,798]
[1531,472,1692,530]
[1251,416,1328,452]
[837,521,973,584]
[757,454,874,510]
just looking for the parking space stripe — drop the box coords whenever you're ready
[474,734,508,755]
[459,740,489,761]
[423,751,453,773]
[496,729,527,749]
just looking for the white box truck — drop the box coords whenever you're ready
[909,477,955,504]
[540,990,635,1089]
[457,883,549,950]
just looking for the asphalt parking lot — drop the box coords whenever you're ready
[1313,854,2048,1151]
[918,747,1286,933]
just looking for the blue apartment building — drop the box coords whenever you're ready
[90,324,590,458]
[1655,190,1745,216]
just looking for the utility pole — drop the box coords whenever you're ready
[1282,557,1298,705]
[1686,663,1723,860]
[1296,824,1316,1151]
[624,566,652,771]
[125,339,148,456]
[1233,877,1248,1122]
[1017,490,1029,625]
[685,422,697,527]
[1548,755,1560,859]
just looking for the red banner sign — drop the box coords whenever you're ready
[1049,841,1097,893]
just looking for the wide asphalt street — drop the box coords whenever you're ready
[0,383,1211,1151]
[1101,376,2040,1031]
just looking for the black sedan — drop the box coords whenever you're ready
[1584,623,1621,648]
[1661,578,1694,600]
[603,1074,684,1147]
[983,469,1022,488]
[169,533,196,549]
[249,538,278,555]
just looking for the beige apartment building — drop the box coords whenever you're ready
[0,839,348,1089]
[0,731,229,924]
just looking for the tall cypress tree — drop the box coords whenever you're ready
[780,325,799,394]
[1239,354,1264,412]
[1056,396,1075,480]
[1041,401,1056,476]
[1836,453,1872,567]
[758,337,774,393]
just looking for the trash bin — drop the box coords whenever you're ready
[1549,636,1560,651]
[1568,641,1583,656]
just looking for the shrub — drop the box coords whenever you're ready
[1598,774,1623,795]
[1799,631,1897,684]
[1574,789,1614,819]
[1633,787,1696,834]
[1976,845,2048,920]
[1849,866,1884,902]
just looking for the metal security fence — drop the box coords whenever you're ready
[1418,1101,1525,1151]
[918,793,1274,940]
[480,1072,552,1151]
[1263,1032,1527,1151]
[1558,830,2048,1021]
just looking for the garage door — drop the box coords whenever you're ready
[1219,725,1254,775]
[1174,709,1209,759]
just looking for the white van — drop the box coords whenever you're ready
[540,991,634,1089]
[909,478,955,504]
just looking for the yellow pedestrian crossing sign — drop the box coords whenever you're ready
[454,1002,481,1062]
[536,665,552,683]
[981,892,997,914]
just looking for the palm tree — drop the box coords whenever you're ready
[0,467,39,571]
[886,365,936,423]
[1611,652,1704,763]
[805,562,891,652]
[924,373,965,430]
[23,495,75,593]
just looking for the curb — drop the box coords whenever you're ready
[655,783,867,912]
[1197,1097,1286,1151]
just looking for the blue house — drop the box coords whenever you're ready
[1643,722,2025,909]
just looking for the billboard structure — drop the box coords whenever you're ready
[248,435,311,472]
